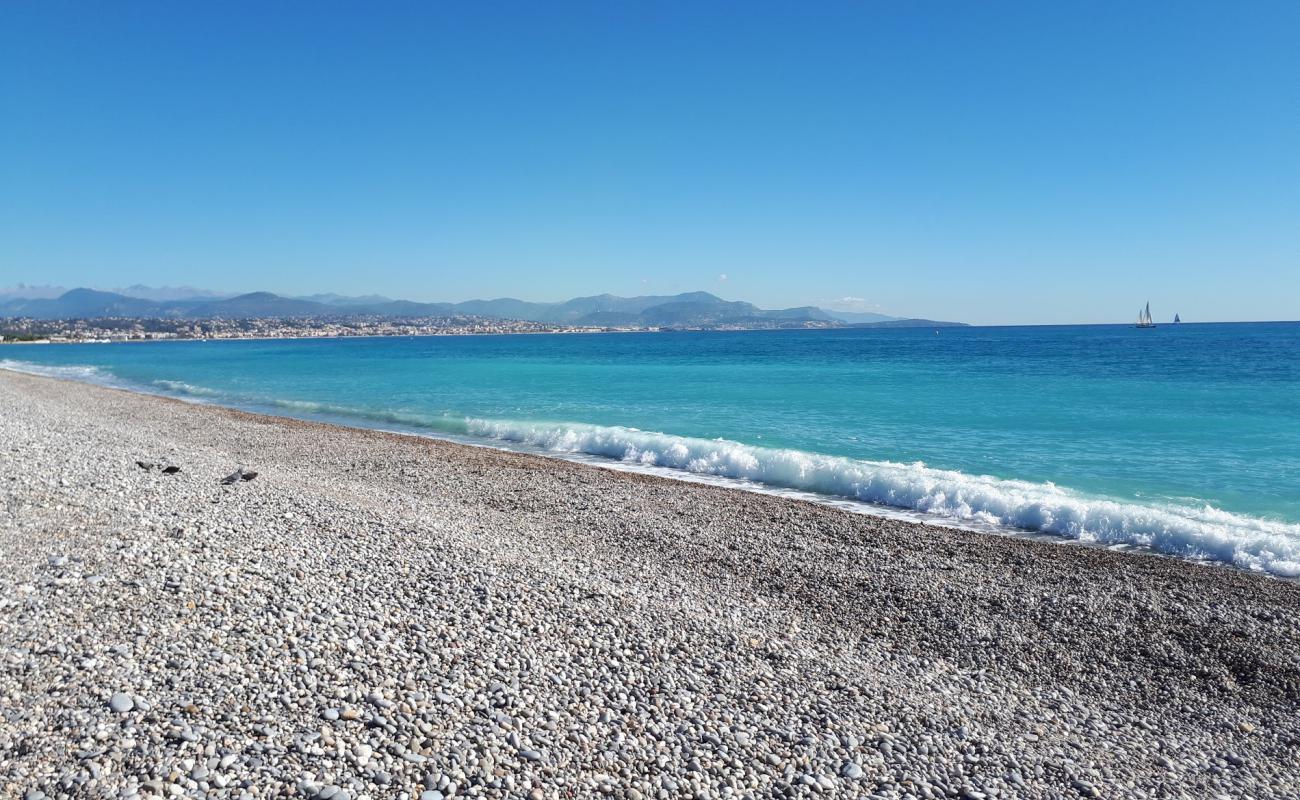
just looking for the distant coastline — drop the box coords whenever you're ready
[0,321,954,344]
[0,285,967,343]
[0,286,966,332]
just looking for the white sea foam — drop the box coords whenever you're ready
[151,379,222,398]
[0,359,116,385]
[5,357,1298,577]
[464,419,1300,577]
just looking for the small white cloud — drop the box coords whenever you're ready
[717,273,729,282]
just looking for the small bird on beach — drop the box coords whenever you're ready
[222,467,258,485]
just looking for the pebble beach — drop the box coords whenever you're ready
[2,368,1298,799]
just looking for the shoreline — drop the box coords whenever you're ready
[0,366,1245,573]
[2,369,1299,798]
[3,358,1297,581]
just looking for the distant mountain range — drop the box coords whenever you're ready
[0,283,233,302]
[0,286,966,329]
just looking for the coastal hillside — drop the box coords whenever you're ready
[0,288,964,329]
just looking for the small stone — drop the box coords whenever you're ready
[366,691,394,709]
[108,693,134,713]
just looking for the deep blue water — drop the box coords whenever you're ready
[5,322,1299,575]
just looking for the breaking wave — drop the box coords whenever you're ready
[5,358,1299,577]
[0,359,117,385]
[464,419,1300,577]
[151,379,223,397]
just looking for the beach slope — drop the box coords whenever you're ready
[1,370,1297,798]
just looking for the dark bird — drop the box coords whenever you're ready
[222,467,259,484]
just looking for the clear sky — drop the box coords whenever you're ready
[2,1,1297,324]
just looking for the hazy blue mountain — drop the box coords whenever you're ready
[0,287,960,326]
[620,299,835,327]
[440,291,750,324]
[295,293,395,306]
[0,289,171,318]
[549,291,720,322]
[0,284,69,300]
[357,299,456,316]
[185,292,334,318]
[850,318,969,328]
[450,298,560,320]
[114,284,234,302]
[824,309,897,324]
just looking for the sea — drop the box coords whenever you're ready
[4,322,1299,577]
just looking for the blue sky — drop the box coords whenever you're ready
[1,2,1297,324]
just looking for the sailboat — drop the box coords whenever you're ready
[1174,313,1181,324]
[1136,302,1156,328]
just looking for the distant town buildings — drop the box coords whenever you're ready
[0,313,839,344]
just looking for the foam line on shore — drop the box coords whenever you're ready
[5,358,1299,577]
[463,419,1300,577]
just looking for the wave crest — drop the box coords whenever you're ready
[1,359,111,383]
[464,419,1300,577]
[152,379,222,397]
[6,358,1298,577]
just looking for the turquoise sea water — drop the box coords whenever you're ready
[5,323,1299,575]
